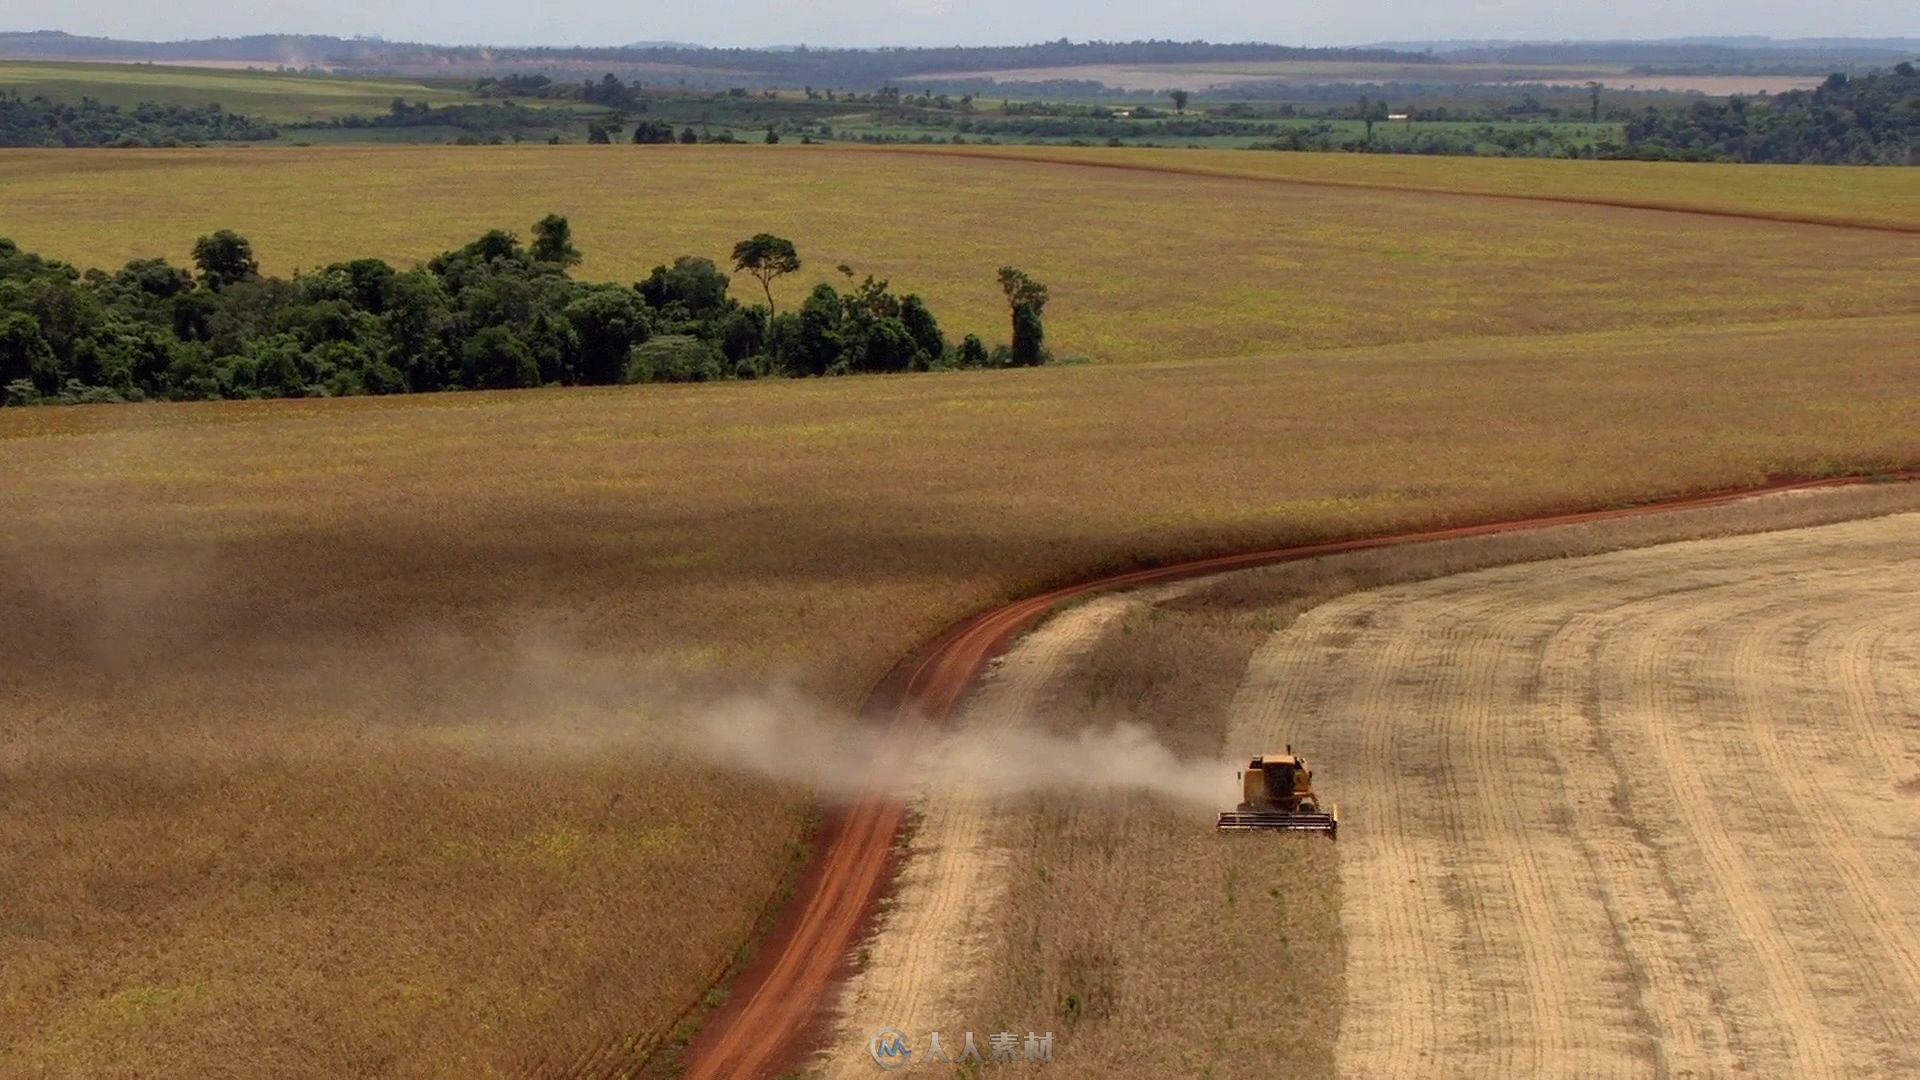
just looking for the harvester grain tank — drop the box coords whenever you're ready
[1216,745,1338,837]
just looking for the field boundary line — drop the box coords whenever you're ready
[847,145,1920,235]
[669,468,1919,1080]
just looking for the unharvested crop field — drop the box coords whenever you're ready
[1,147,1916,364]
[0,61,480,121]
[890,144,1920,231]
[3,314,1915,1075]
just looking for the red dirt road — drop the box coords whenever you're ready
[677,471,1914,1080]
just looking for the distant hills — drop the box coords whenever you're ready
[0,33,1437,87]
[2,30,1909,88]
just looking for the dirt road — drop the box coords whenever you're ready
[675,475,1915,1080]
[1231,513,1920,1077]
[816,595,1140,1077]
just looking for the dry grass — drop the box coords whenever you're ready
[952,481,1920,1077]
[1,312,1914,1075]
[0,146,1915,366]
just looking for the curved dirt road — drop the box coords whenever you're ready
[677,474,1913,1080]
[818,594,1142,1076]
[1230,513,1920,1077]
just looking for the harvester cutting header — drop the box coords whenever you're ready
[1217,746,1339,838]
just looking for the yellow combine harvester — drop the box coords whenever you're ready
[1216,746,1339,837]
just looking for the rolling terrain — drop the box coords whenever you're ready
[1,145,1914,1075]
[1,146,1916,366]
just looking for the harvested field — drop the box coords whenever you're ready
[1231,511,1920,1077]
[818,483,1920,1077]
[2,147,1916,365]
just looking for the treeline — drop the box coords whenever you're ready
[0,220,1053,406]
[1621,64,1917,163]
[0,92,276,147]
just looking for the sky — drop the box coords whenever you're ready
[7,1,1916,49]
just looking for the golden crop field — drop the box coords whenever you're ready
[4,309,1917,1074]
[890,144,1920,230]
[1,147,1916,368]
[2,145,1916,1075]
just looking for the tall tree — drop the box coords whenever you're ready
[1170,89,1190,115]
[1355,95,1389,144]
[996,266,1050,367]
[530,214,582,267]
[190,230,258,292]
[1587,81,1603,123]
[731,234,802,314]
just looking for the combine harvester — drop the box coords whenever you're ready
[1217,745,1339,838]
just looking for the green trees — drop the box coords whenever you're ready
[1170,89,1190,115]
[639,256,733,318]
[531,214,582,267]
[632,120,676,144]
[565,286,650,385]
[0,216,1056,406]
[0,312,55,402]
[761,267,952,377]
[1621,63,1918,164]
[730,233,802,314]
[190,230,259,292]
[1355,96,1390,145]
[996,267,1050,366]
[460,325,540,389]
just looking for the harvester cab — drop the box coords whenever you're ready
[1216,744,1338,837]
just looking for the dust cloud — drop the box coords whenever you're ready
[432,642,1240,809]
[644,683,1240,809]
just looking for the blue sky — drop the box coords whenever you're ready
[9,0,1916,48]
